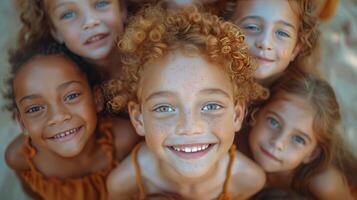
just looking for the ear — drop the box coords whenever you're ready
[233,102,245,132]
[303,147,321,164]
[291,43,302,61]
[93,86,104,113]
[128,101,145,136]
[16,111,28,136]
[50,29,64,44]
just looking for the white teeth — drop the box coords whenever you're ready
[171,144,210,153]
[88,35,103,43]
[52,127,79,139]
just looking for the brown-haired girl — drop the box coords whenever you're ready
[246,68,357,199]
[4,43,139,200]
[106,4,268,199]
[232,0,319,85]
[14,0,127,78]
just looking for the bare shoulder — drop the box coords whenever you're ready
[5,134,29,171]
[110,117,143,161]
[107,149,138,200]
[230,150,266,199]
[310,166,354,200]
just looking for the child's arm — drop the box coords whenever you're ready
[111,117,142,161]
[231,151,266,199]
[106,153,139,200]
[5,134,43,199]
[5,134,29,171]
[310,166,354,200]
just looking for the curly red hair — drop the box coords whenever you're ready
[104,3,267,113]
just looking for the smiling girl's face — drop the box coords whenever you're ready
[14,55,98,157]
[233,0,301,82]
[249,91,319,174]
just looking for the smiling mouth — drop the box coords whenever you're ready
[255,56,274,63]
[47,126,83,142]
[260,146,281,162]
[84,33,109,45]
[168,143,215,159]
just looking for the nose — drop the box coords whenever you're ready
[255,30,273,51]
[176,110,204,136]
[82,12,101,30]
[269,133,287,151]
[48,104,72,126]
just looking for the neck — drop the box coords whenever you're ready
[157,153,230,197]
[266,170,294,188]
[87,48,122,79]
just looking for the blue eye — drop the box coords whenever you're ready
[95,0,110,9]
[276,30,290,38]
[202,103,222,112]
[60,11,76,20]
[64,93,81,101]
[25,105,45,114]
[154,105,175,113]
[243,24,260,33]
[292,135,306,145]
[267,117,280,129]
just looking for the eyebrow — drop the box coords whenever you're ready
[18,80,82,105]
[199,88,231,99]
[266,110,312,143]
[237,16,297,30]
[52,1,71,12]
[57,80,82,91]
[19,94,41,105]
[144,88,231,103]
[236,16,260,24]
[144,91,176,102]
[276,20,297,31]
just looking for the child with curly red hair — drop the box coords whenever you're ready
[106,4,268,199]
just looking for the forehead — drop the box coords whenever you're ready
[138,50,234,100]
[14,55,86,93]
[235,0,299,25]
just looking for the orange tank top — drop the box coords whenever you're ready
[132,143,236,200]
[20,121,117,200]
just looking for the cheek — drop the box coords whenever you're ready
[102,11,124,32]
[284,149,307,167]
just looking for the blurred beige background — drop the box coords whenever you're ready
[0,1,30,199]
[0,0,355,199]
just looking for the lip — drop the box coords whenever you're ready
[260,146,281,162]
[83,33,110,46]
[168,143,215,160]
[46,125,84,143]
[255,56,275,63]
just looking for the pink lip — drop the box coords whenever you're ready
[84,33,110,46]
[260,146,281,162]
[255,56,274,63]
[168,143,214,160]
[46,126,83,143]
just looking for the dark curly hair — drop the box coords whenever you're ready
[3,42,100,119]
[103,3,268,113]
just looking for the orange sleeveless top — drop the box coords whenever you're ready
[20,121,117,200]
[132,143,236,200]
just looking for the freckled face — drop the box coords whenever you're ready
[14,55,97,157]
[129,50,244,178]
[249,92,318,173]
